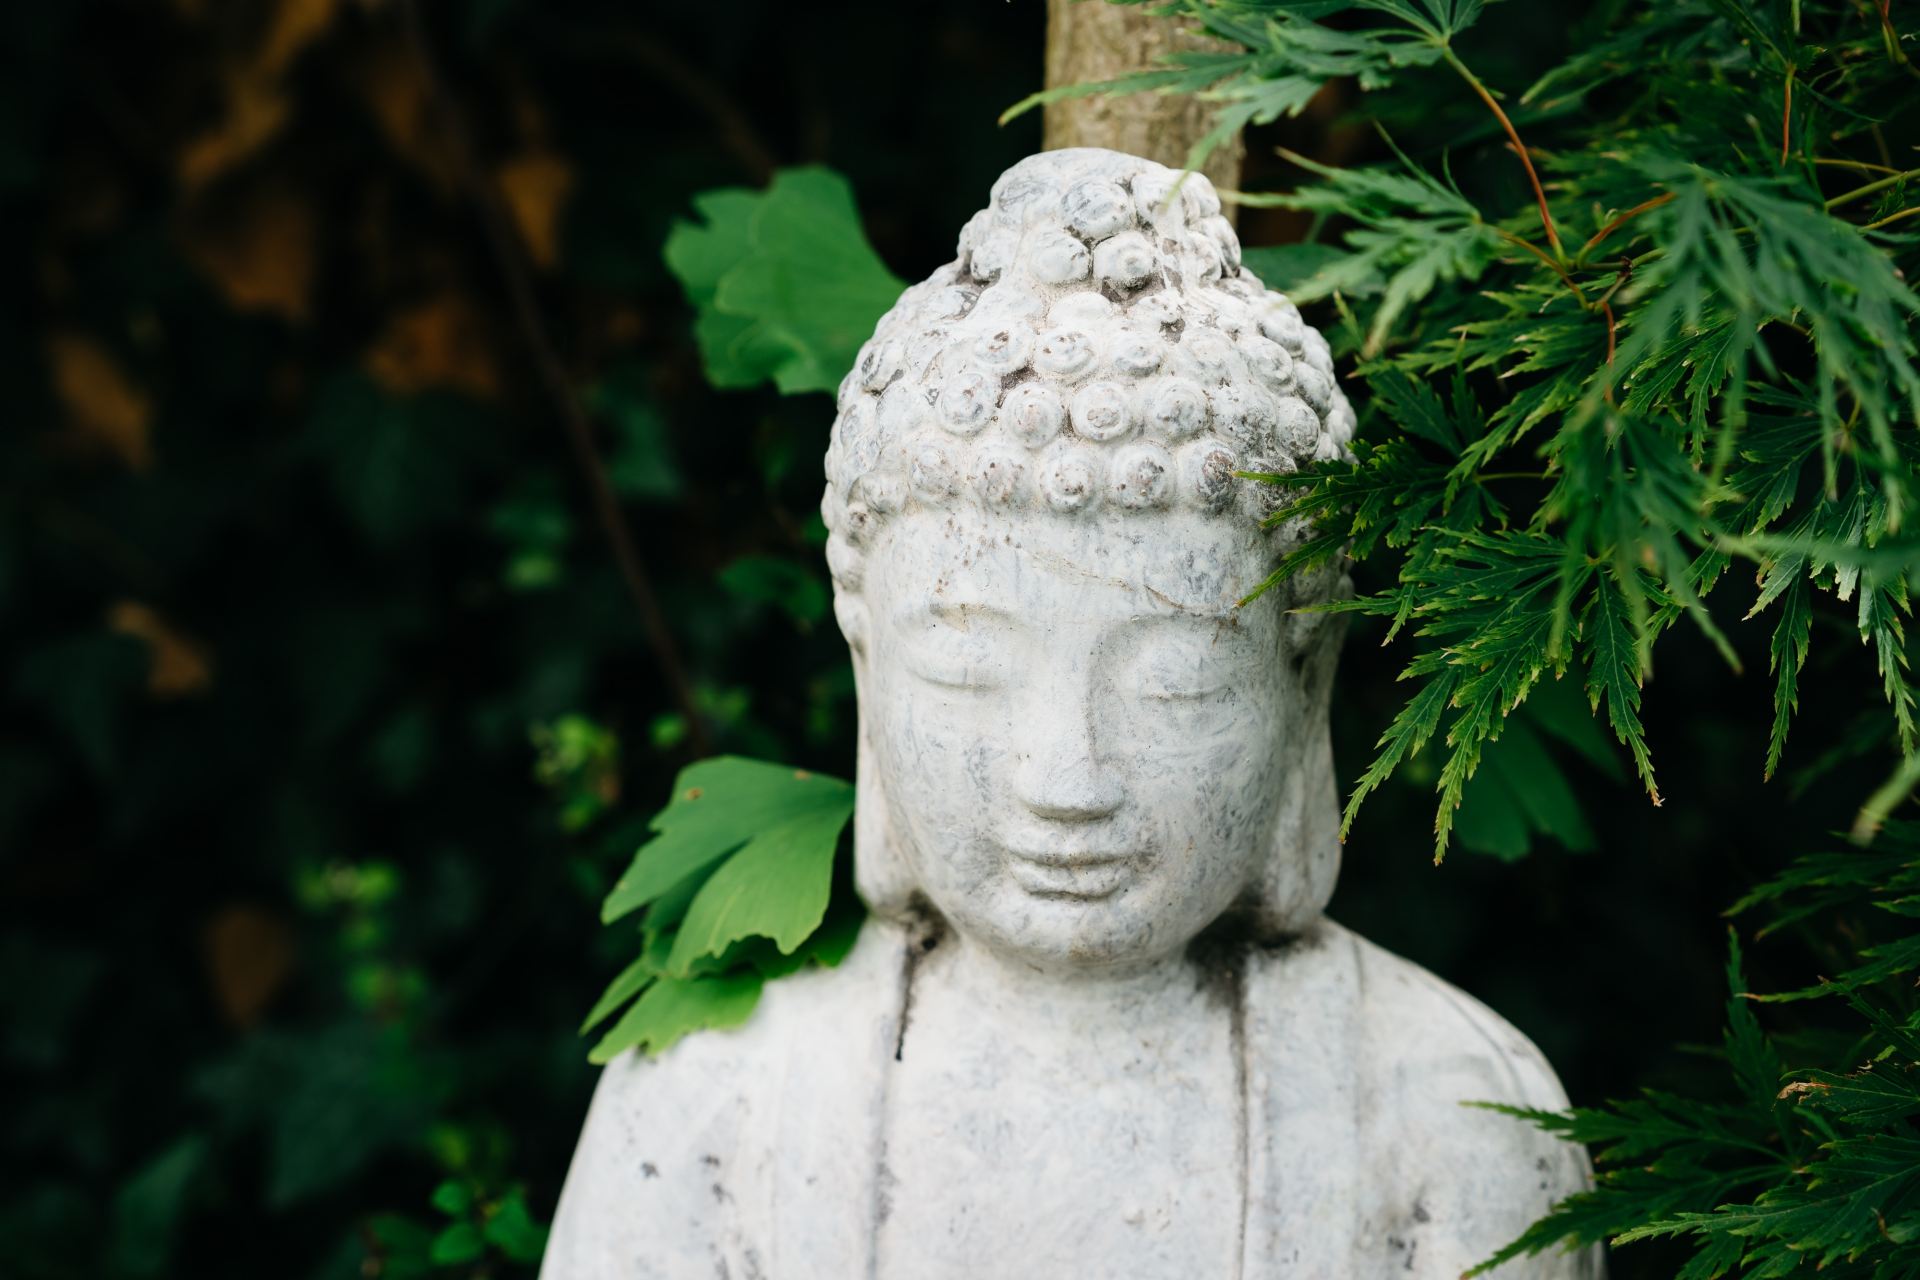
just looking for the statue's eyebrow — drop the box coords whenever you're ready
[902,599,1020,629]
[1139,552,1250,615]
[1142,581,1241,618]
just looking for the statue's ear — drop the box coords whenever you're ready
[1251,597,1350,938]
[1283,573,1351,714]
[834,595,869,657]
[851,668,920,917]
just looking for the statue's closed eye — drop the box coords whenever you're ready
[904,648,1009,691]
[899,614,1017,692]
[1126,624,1262,703]
[1134,644,1235,701]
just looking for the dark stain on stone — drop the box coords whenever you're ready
[893,902,945,1062]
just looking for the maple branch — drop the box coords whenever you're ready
[1813,157,1902,175]
[1875,0,1920,80]
[1581,192,1675,262]
[1491,225,1585,304]
[1444,48,1561,257]
[1779,65,1794,167]
[1826,166,1920,211]
[1863,205,1920,231]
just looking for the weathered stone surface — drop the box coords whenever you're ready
[545,150,1601,1279]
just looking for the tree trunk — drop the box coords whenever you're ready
[1042,0,1244,209]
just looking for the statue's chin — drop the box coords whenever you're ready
[927,878,1218,977]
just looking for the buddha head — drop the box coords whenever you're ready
[822,149,1355,975]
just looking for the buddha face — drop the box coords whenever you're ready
[859,504,1293,973]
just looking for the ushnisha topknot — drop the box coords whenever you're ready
[820,147,1356,595]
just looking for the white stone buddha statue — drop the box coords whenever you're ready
[543,148,1601,1279]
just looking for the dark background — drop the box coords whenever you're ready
[0,2,1850,1275]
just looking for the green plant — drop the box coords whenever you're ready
[578,166,915,1059]
[582,757,860,1061]
[1474,825,1920,1276]
[662,167,905,394]
[1022,0,1920,1272]
[0,3,918,1275]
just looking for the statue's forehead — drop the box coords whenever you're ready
[872,509,1268,617]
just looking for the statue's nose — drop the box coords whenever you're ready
[1011,694,1125,821]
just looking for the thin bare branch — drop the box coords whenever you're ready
[400,0,712,757]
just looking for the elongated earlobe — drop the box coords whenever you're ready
[850,674,919,917]
[835,596,869,656]
[1250,605,1349,938]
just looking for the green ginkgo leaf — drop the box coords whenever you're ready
[601,756,853,925]
[587,974,764,1065]
[585,756,858,1061]
[663,802,848,974]
[663,167,904,395]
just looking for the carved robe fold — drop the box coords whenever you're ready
[543,918,1602,1279]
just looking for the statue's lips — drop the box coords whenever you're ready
[1002,847,1137,900]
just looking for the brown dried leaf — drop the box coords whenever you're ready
[353,36,458,191]
[202,905,296,1028]
[257,0,338,77]
[176,0,341,192]
[365,292,499,399]
[495,150,573,269]
[177,73,291,193]
[46,333,153,470]
[107,601,214,698]
[180,183,315,323]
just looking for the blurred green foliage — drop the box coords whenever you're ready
[0,1,1030,1275]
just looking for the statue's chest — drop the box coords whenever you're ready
[874,963,1242,1279]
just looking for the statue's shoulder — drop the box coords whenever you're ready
[580,915,910,1113]
[541,919,911,1280]
[1241,920,1601,1278]
[1353,921,1570,1104]
[1245,917,1573,1112]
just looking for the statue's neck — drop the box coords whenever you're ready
[930,929,1217,1031]
[880,920,1248,1276]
